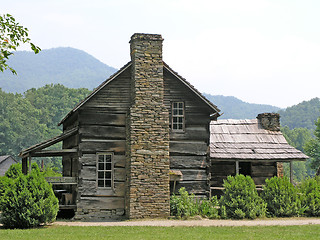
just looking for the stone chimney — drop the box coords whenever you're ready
[257,113,280,131]
[126,33,170,219]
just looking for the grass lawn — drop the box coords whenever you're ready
[1,225,320,240]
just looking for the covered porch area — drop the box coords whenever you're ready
[19,127,79,210]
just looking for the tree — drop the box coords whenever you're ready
[304,118,320,172]
[0,14,40,74]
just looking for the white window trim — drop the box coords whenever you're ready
[96,152,114,189]
[171,101,185,132]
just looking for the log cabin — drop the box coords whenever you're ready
[0,155,18,176]
[19,33,308,220]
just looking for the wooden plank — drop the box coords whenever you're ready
[78,181,125,196]
[79,126,125,139]
[79,140,125,154]
[78,196,124,210]
[170,141,208,156]
[171,180,208,195]
[81,166,125,181]
[63,134,78,149]
[79,112,126,126]
[170,155,208,169]
[170,126,209,141]
[80,154,125,167]
[171,169,208,181]
[252,176,271,185]
[211,163,235,175]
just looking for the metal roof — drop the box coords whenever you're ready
[210,119,308,161]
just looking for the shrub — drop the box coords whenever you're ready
[219,174,266,219]
[199,196,220,219]
[299,177,320,216]
[170,187,199,218]
[0,164,59,229]
[261,176,301,217]
[5,163,22,179]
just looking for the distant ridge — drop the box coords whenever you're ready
[203,93,281,119]
[0,47,117,93]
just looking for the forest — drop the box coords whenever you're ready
[0,84,91,170]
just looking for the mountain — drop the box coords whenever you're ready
[0,47,117,93]
[278,98,320,131]
[203,94,281,119]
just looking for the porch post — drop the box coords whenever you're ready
[235,160,239,175]
[22,157,28,175]
[28,156,32,173]
[290,161,293,184]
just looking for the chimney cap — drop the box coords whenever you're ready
[130,33,163,43]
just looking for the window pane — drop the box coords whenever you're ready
[98,171,104,178]
[98,163,104,170]
[178,117,183,123]
[98,180,104,187]
[105,180,111,187]
[173,109,178,115]
[105,155,111,162]
[106,163,111,170]
[98,155,104,162]
[105,172,111,179]
[173,124,177,129]
[178,124,183,130]
[173,102,178,108]
[178,109,183,115]
[179,102,183,108]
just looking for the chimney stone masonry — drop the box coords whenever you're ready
[257,113,280,131]
[125,33,170,219]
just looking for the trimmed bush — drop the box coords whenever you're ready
[261,176,301,217]
[299,177,320,216]
[0,164,59,229]
[219,174,266,219]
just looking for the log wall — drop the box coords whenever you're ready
[73,68,131,220]
[164,69,213,197]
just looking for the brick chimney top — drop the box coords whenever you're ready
[257,113,280,131]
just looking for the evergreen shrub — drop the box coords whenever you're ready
[299,177,320,216]
[219,174,266,219]
[0,163,59,229]
[261,176,301,217]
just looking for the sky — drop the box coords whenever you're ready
[2,0,320,108]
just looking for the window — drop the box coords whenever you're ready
[97,153,113,188]
[172,102,185,132]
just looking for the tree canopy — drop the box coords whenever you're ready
[0,13,40,74]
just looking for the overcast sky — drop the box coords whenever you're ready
[3,0,320,108]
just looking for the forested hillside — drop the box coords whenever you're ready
[0,47,117,93]
[278,98,320,131]
[203,94,281,119]
[0,84,91,169]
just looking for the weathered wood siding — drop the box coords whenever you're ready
[164,68,213,197]
[251,162,277,185]
[75,67,131,218]
[210,160,278,187]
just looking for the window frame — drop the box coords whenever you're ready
[96,152,114,189]
[171,101,185,132]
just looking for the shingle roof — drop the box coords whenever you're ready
[210,119,308,161]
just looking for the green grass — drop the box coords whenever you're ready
[1,225,320,240]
